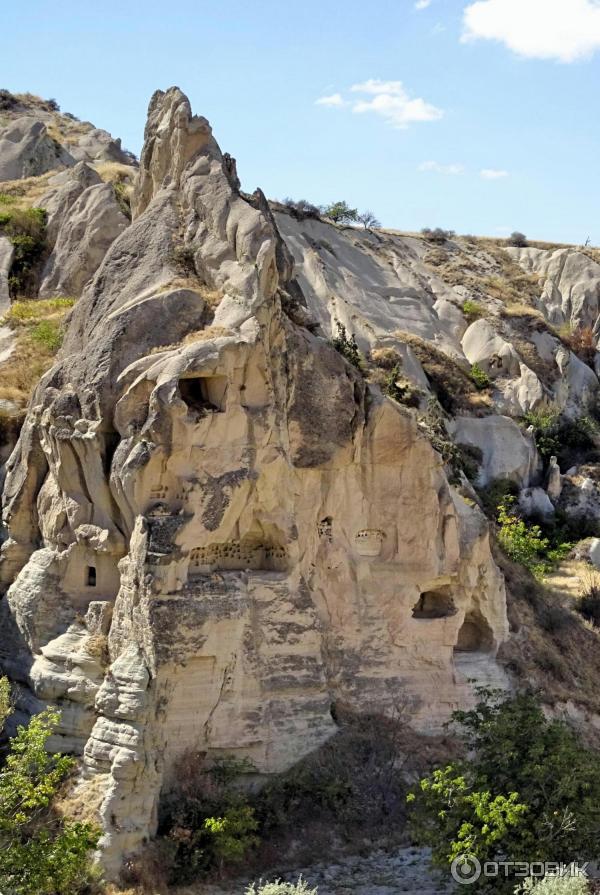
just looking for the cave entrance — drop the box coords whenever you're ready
[86,566,97,587]
[178,375,227,416]
[412,587,457,619]
[454,611,494,653]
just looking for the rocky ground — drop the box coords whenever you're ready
[188,848,455,895]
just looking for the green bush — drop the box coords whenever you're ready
[332,320,363,370]
[246,879,318,895]
[523,408,599,468]
[0,206,47,296]
[408,690,600,892]
[383,364,421,407]
[470,363,491,390]
[31,319,63,351]
[159,754,259,883]
[0,700,100,895]
[462,299,483,321]
[497,496,570,577]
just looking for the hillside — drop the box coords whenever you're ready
[1,87,600,892]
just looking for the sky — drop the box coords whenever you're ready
[3,0,600,244]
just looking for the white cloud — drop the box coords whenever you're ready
[415,0,432,9]
[462,0,600,63]
[349,79,443,128]
[480,168,509,179]
[419,160,465,175]
[315,93,347,107]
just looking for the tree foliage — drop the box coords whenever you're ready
[0,697,100,895]
[408,690,600,891]
[323,201,358,225]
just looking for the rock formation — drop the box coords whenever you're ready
[4,85,600,884]
[0,88,509,874]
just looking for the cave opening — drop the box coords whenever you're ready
[454,612,494,653]
[86,566,97,587]
[412,587,457,619]
[178,375,227,416]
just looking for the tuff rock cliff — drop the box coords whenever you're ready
[1,87,600,878]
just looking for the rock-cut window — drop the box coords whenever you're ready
[87,566,97,587]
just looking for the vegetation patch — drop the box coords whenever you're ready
[0,677,100,895]
[395,331,487,413]
[408,689,600,893]
[331,320,363,370]
[0,298,75,404]
[470,362,491,390]
[522,406,600,470]
[0,202,47,296]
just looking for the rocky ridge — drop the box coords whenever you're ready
[0,87,599,881]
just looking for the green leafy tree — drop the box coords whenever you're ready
[408,690,600,892]
[161,754,260,883]
[323,201,358,225]
[203,804,259,868]
[0,702,100,895]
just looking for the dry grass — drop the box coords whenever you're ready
[55,772,108,827]
[84,632,109,664]
[158,278,223,309]
[0,171,55,206]
[0,298,75,404]
[149,325,232,356]
[95,161,136,184]
[499,303,547,321]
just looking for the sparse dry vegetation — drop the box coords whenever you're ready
[0,298,75,404]
[394,330,490,413]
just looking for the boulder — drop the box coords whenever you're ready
[39,161,102,246]
[461,318,521,378]
[70,128,137,165]
[0,116,74,181]
[518,486,555,520]
[39,182,129,298]
[450,414,541,487]
[497,362,544,415]
[590,538,600,569]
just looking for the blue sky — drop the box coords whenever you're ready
[3,0,600,244]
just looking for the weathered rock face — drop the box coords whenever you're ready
[508,246,600,329]
[39,179,129,298]
[0,88,509,874]
[0,117,74,181]
[70,128,137,166]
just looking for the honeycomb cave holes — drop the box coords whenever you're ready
[454,611,494,654]
[412,587,457,620]
[178,375,227,417]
